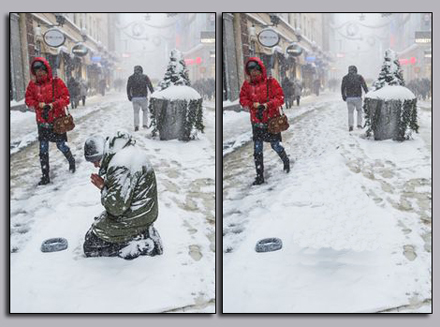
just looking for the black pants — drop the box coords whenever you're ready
[83,229,126,257]
[83,225,163,258]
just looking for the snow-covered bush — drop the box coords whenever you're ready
[150,49,203,141]
[364,49,418,141]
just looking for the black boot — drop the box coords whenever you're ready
[63,150,76,173]
[38,152,50,185]
[278,150,290,173]
[253,153,264,185]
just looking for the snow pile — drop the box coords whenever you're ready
[151,85,201,101]
[366,85,416,101]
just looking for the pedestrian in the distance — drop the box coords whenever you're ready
[79,78,88,106]
[341,65,369,132]
[126,65,155,132]
[99,78,106,96]
[281,76,294,109]
[313,78,321,96]
[292,78,303,106]
[25,57,76,185]
[67,76,80,109]
[239,57,290,186]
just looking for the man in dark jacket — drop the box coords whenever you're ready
[341,65,369,131]
[83,132,163,260]
[126,65,155,131]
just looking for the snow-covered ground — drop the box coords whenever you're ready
[223,95,321,156]
[10,92,124,155]
[223,92,431,313]
[10,94,215,313]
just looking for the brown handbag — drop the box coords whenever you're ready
[52,79,75,134]
[268,108,289,134]
[266,78,289,134]
[53,109,75,134]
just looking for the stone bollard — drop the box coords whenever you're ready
[364,85,418,141]
[150,86,203,141]
[364,98,401,140]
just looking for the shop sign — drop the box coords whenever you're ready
[415,31,431,44]
[43,28,65,48]
[257,28,279,48]
[286,43,302,57]
[72,43,88,57]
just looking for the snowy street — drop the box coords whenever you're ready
[10,93,215,313]
[222,92,431,313]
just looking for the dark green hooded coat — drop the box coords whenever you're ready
[92,132,158,243]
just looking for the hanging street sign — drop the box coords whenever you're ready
[72,43,88,57]
[286,43,303,56]
[43,28,66,48]
[257,28,279,48]
[415,31,431,44]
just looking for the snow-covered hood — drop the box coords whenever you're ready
[99,131,136,175]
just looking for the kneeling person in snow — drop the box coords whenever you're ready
[83,132,163,259]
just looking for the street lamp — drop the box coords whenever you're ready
[249,24,256,38]
[34,24,42,37]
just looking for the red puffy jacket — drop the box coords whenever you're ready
[25,57,70,124]
[239,57,284,124]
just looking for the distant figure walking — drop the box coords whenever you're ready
[292,78,303,106]
[126,65,155,131]
[341,65,369,132]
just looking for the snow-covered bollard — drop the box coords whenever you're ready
[364,86,418,141]
[150,85,203,141]
[364,49,419,141]
[149,49,204,141]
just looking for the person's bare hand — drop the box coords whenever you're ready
[253,102,260,108]
[39,102,45,108]
[90,173,104,190]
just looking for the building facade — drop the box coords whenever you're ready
[178,13,216,82]
[393,13,432,82]
[10,13,120,106]
[223,13,333,106]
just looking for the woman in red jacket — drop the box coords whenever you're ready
[25,57,75,185]
[239,57,290,185]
